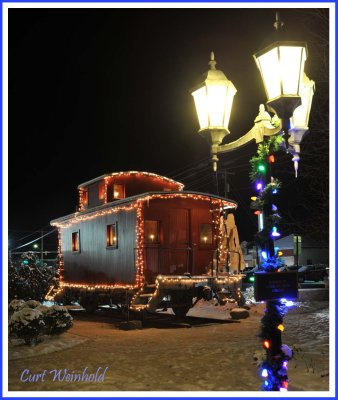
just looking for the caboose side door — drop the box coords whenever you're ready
[169,208,191,274]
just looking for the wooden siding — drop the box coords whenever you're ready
[61,209,137,285]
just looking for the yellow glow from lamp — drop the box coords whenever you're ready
[191,53,237,133]
[254,44,307,102]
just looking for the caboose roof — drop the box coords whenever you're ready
[77,171,184,191]
[51,191,237,227]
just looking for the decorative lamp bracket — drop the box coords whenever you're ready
[215,105,282,157]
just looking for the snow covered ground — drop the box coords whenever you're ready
[8,299,329,392]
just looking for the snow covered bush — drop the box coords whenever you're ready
[243,286,256,304]
[36,304,49,313]
[43,305,73,335]
[22,300,41,309]
[8,252,58,301]
[8,299,25,314]
[9,307,45,345]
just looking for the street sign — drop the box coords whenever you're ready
[254,272,298,301]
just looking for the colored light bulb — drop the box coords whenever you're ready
[282,381,289,389]
[256,182,264,191]
[261,369,268,378]
[277,324,284,332]
[263,340,270,349]
[271,227,281,237]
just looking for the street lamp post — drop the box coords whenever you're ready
[191,13,314,392]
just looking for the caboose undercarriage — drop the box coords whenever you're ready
[52,273,244,317]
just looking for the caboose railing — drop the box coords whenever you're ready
[134,246,217,283]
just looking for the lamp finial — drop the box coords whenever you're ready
[209,51,217,70]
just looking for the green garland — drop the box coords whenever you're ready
[249,136,284,182]
[249,135,284,250]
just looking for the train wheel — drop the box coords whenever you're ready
[170,291,193,317]
[172,304,191,317]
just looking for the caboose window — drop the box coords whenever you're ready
[98,183,105,200]
[72,231,80,252]
[200,223,213,245]
[107,223,118,248]
[145,220,160,243]
[113,184,125,200]
[82,190,88,205]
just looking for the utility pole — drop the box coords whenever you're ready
[219,169,235,198]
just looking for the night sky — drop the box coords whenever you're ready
[8,7,330,251]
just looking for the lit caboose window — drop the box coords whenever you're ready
[145,220,160,243]
[107,223,118,248]
[113,184,125,200]
[200,223,213,244]
[82,190,88,205]
[98,183,105,200]
[72,231,80,252]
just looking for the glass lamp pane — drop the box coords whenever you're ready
[192,86,209,130]
[291,74,314,128]
[256,48,281,100]
[207,85,227,127]
[224,83,236,130]
[280,46,306,95]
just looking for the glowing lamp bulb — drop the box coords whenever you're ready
[272,188,278,194]
[254,210,261,216]
[278,251,283,256]
[268,155,275,163]
[149,234,155,241]
[261,251,267,260]
[282,361,288,369]
[261,369,268,378]
[258,164,266,172]
[256,182,263,191]
[277,324,284,332]
[114,191,119,198]
[33,243,38,249]
[263,340,270,349]
[249,276,255,282]
[251,196,257,201]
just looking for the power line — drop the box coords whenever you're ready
[10,229,58,251]
[9,224,54,244]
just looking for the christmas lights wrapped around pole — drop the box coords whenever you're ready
[250,134,294,391]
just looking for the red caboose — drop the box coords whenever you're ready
[50,171,244,315]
